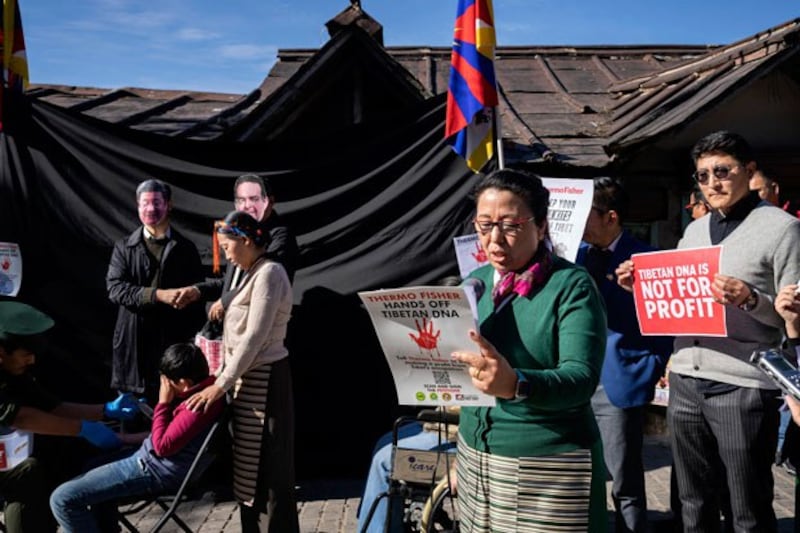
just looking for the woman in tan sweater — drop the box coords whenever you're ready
[186,210,298,533]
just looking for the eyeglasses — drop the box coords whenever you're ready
[693,164,742,185]
[473,217,534,236]
[234,195,264,206]
[137,200,166,209]
[685,201,702,212]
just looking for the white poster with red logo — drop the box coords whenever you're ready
[632,246,726,336]
[358,286,496,407]
[542,177,594,262]
[454,233,487,279]
[0,243,22,297]
[454,178,594,277]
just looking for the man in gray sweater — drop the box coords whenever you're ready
[618,131,800,532]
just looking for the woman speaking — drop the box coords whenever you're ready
[185,210,299,533]
[452,169,607,532]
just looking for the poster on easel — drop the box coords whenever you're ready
[0,243,22,297]
[358,286,496,407]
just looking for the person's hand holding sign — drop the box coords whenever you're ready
[710,274,752,307]
[452,330,517,400]
[775,284,800,337]
[615,259,635,293]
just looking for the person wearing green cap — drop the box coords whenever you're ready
[0,301,140,533]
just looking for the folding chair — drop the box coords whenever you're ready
[118,407,231,533]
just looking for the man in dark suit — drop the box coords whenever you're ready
[576,177,673,533]
[106,179,206,404]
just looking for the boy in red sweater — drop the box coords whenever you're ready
[49,343,225,532]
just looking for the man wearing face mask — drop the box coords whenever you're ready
[106,179,206,405]
[172,174,298,321]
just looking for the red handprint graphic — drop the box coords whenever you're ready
[471,241,487,263]
[409,318,441,358]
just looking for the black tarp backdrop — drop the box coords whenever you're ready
[0,93,480,478]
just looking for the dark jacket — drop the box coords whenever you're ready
[576,231,674,408]
[106,227,205,395]
[195,210,299,308]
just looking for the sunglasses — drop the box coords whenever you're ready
[693,164,742,185]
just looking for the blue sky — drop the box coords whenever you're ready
[21,0,799,94]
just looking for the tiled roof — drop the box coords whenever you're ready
[26,85,262,140]
[607,17,800,152]
[26,11,800,169]
[224,43,715,166]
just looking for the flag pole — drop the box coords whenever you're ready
[493,105,504,170]
[491,2,503,171]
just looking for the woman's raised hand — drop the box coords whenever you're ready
[452,330,517,400]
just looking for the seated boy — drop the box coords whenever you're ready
[49,342,225,532]
[0,302,139,533]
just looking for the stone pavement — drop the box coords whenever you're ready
[113,434,798,533]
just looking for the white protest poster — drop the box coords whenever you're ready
[454,233,488,278]
[358,286,496,407]
[541,178,594,262]
[453,178,593,275]
[0,243,22,297]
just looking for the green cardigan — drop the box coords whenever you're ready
[459,256,607,458]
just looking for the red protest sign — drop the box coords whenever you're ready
[631,246,726,336]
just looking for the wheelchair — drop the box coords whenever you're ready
[360,408,459,533]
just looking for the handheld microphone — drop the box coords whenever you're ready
[461,277,485,302]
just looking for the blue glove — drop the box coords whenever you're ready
[103,392,141,420]
[78,421,121,450]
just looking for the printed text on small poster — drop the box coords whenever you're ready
[0,243,22,297]
[453,178,594,277]
[358,286,496,407]
[541,177,594,262]
[632,246,726,336]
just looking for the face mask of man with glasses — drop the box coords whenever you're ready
[233,179,272,223]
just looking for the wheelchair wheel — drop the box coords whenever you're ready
[420,477,458,533]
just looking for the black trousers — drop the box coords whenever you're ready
[669,372,780,533]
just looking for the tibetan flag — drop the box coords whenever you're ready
[445,0,498,172]
[1,0,29,132]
